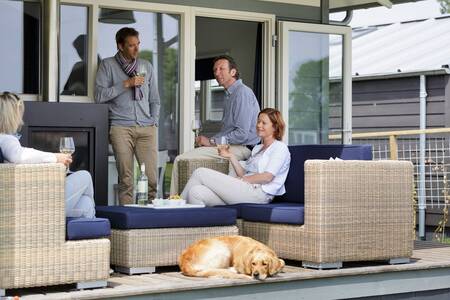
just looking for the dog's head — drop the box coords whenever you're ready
[246,250,285,280]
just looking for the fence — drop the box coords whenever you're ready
[330,128,450,240]
[330,128,450,210]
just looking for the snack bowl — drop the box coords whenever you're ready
[152,198,167,206]
[168,199,186,206]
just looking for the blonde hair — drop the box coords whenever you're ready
[0,92,24,134]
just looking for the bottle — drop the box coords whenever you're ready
[136,163,148,205]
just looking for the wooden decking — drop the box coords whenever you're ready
[9,241,450,300]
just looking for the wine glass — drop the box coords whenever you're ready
[217,136,229,162]
[59,137,75,172]
[192,119,202,138]
[137,63,147,78]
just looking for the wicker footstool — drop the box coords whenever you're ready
[96,206,238,275]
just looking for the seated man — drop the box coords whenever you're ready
[170,55,260,195]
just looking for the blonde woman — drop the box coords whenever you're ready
[0,92,95,218]
[181,108,291,206]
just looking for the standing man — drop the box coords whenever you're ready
[95,27,160,205]
[170,55,260,195]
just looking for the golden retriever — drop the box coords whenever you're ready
[179,236,285,280]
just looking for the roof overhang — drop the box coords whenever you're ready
[256,0,421,12]
[330,0,421,12]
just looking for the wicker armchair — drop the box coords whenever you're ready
[243,160,414,268]
[178,152,414,269]
[0,163,110,296]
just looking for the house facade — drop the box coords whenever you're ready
[2,0,406,159]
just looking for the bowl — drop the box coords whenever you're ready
[152,198,167,206]
[168,199,186,206]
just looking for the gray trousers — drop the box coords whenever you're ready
[181,167,272,206]
[170,145,251,195]
[65,170,96,218]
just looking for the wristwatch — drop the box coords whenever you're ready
[209,137,216,146]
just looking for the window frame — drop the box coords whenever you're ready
[277,21,352,144]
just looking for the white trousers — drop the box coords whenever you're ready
[181,167,272,206]
[65,170,96,218]
[169,145,251,195]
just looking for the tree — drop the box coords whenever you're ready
[437,0,450,13]
[288,59,330,143]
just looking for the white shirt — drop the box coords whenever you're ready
[244,140,291,196]
[0,134,57,163]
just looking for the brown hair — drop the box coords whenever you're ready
[259,108,285,141]
[115,27,139,46]
[213,55,240,79]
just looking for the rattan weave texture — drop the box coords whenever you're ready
[0,164,110,289]
[111,226,238,267]
[178,159,229,193]
[243,160,414,263]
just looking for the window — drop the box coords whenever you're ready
[278,22,350,144]
[0,0,41,94]
[59,5,88,96]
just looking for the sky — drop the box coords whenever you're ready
[331,0,445,27]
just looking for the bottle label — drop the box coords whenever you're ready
[138,180,148,193]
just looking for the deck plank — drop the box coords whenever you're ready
[13,241,450,299]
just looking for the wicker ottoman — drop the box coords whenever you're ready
[96,206,238,274]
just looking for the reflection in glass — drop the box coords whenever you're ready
[97,9,180,162]
[0,0,40,94]
[60,5,88,96]
[287,31,343,145]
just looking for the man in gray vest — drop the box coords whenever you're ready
[95,27,160,204]
[170,55,260,195]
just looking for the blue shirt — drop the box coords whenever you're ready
[213,79,260,146]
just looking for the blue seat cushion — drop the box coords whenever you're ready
[214,203,255,218]
[240,202,305,225]
[66,217,111,240]
[96,206,237,229]
[275,144,372,204]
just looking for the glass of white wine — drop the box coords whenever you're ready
[192,119,202,138]
[59,137,75,172]
[217,136,229,162]
[137,63,147,78]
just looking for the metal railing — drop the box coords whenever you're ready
[330,128,450,239]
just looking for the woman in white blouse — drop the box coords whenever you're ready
[0,92,96,218]
[181,108,291,206]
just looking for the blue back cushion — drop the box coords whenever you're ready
[275,144,372,204]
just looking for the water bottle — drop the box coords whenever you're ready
[136,163,148,205]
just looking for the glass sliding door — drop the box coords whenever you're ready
[278,22,351,145]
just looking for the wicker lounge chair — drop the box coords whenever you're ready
[177,145,414,269]
[0,163,110,296]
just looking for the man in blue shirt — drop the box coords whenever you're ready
[170,55,260,195]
